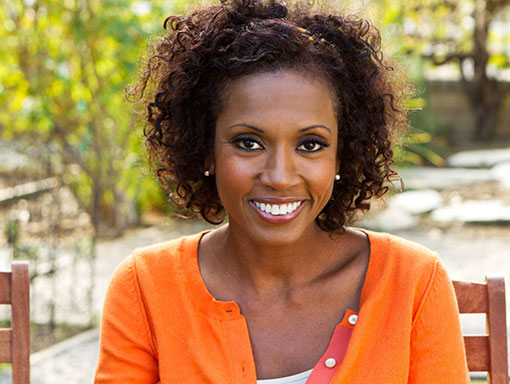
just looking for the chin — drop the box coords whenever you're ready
[246,225,316,248]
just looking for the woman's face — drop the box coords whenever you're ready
[213,70,339,246]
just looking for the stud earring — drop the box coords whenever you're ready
[335,174,341,181]
[204,170,211,177]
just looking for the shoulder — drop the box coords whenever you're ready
[363,229,439,273]
[109,231,207,292]
[359,229,451,314]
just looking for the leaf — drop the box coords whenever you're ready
[406,97,427,110]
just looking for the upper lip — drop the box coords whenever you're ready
[250,198,305,204]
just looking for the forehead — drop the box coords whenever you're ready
[217,70,338,131]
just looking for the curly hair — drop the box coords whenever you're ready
[130,0,412,232]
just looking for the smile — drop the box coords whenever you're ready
[252,201,303,216]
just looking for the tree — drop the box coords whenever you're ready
[371,0,510,140]
[0,0,182,237]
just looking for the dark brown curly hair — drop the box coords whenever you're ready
[130,0,412,232]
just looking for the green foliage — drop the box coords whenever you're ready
[397,53,450,167]
[0,0,183,233]
[361,2,453,167]
[4,219,20,247]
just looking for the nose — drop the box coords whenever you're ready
[259,146,300,191]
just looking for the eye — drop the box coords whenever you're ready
[231,136,264,151]
[297,138,329,152]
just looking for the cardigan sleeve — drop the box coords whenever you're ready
[408,258,470,383]
[94,255,160,384]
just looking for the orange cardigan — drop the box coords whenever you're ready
[94,230,469,383]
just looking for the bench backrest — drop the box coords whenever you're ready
[452,277,508,384]
[0,262,30,384]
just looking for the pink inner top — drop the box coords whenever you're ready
[305,309,357,383]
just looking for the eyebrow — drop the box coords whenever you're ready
[228,124,332,134]
[229,124,264,133]
[299,125,332,134]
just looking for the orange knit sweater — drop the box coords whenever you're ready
[94,230,469,383]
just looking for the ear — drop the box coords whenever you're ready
[335,158,341,175]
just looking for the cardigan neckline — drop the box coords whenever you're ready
[179,228,385,321]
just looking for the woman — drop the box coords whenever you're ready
[95,1,469,383]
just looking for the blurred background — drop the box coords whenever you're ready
[0,0,509,382]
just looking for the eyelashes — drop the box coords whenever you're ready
[230,135,330,153]
[297,138,330,152]
[230,135,264,151]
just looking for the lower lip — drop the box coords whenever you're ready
[249,201,305,224]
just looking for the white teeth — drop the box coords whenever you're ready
[253,201,303,216]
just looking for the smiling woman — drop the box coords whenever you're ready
[94,1,470,383]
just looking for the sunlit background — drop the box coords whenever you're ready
[0,0,509,382]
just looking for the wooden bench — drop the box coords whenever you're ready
[453,277,508,384]
[0,262,30,384]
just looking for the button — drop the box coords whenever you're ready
[348,314,358,325]
[325,358,336,368]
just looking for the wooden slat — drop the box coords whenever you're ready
[11,262,30,384]
[464,335,489,371]
[0,272,12,304]
[0,329,12,362]
[452,281,488,313]
[486,277,509,384]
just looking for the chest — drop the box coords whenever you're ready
[249,315,345,379]
[242,287,359,379]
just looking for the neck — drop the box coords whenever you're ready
[207,223,348,296]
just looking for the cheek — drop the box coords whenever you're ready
[214,155,255,206]
[319,171,336,197]
[305,160,337,201]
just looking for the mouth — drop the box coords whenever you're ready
[251,200,304,216]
